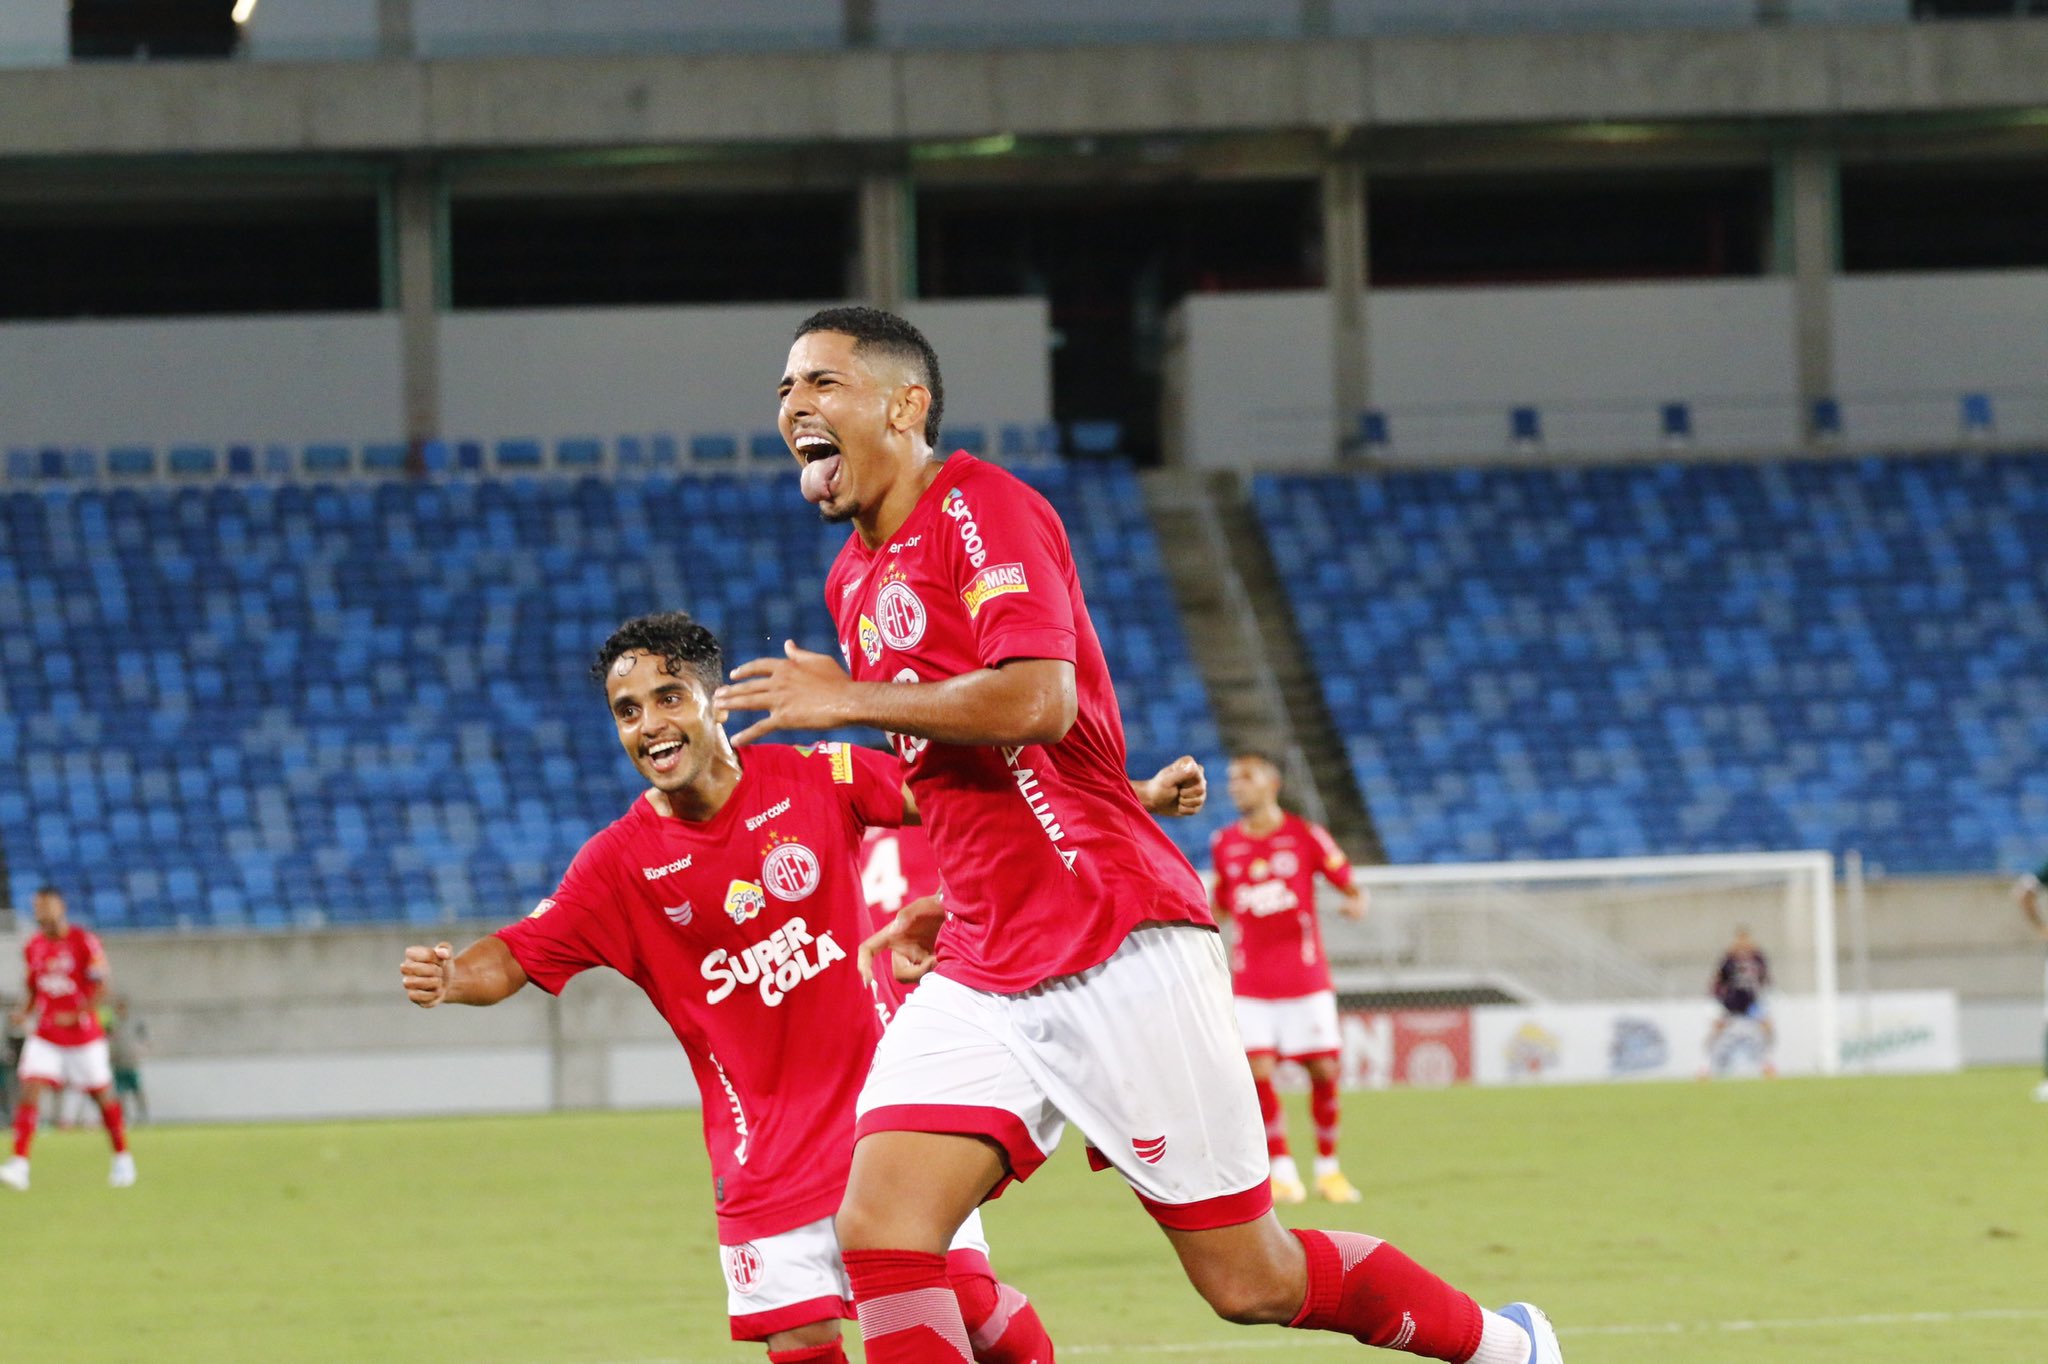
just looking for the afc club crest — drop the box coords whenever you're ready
[876,580,927,650]
[721,1242,764,1296]
[724,879,768,925]
[1271,850,1300,878]
[762,841,821,902]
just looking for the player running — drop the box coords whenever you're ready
[720,306,1562,1364]
[403,611,1161,1363]
[2,886,136,1191]
[1210,751,1370,1206]
[2012,862,2048,1101]
[1704,926,1774,1078]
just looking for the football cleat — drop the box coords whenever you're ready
[0,1156,28,1191]
[1498,1302,1563,1364]
[109,1152,137,1188]
[1314,1169,1363,1204]
[1271,1173,1307,1205]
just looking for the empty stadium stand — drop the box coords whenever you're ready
[1256,452,2048,875]
[0,460,1225,929]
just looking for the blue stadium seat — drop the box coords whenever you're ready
[691,433,739,463]
[1256,452,2048,873]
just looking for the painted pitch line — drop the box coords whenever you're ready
[585,1309,2048,1363]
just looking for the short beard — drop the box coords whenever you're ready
[819,502,856,525]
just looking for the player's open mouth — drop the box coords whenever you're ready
[645,738,685,774]
[795,433,844,505]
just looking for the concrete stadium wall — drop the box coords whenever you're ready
[0,0,64,67]
[1167,273,2048,466]
[0,298,1050,452]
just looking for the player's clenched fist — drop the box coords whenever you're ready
[401,942,456,1007]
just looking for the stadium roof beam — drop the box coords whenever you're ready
[5,22,2048,159]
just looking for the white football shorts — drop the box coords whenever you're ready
[18,1036,114,1092]
[720,1210,991,1341]
[1234,990,1343,1061]
[856,922,1272,1230]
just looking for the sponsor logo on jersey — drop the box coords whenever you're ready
[724,879,768,925]
[762,839,821,902]
[722,1242,763,1295]
[942,486,989,569]
[858,613,883,665]
[744,798,792,833]
[643,855,693,881]
[528,898,556,919]
[710,1052,750,1164]
[1271,850,1300,879]
[1003,745,1078,872]
[876,577,927,650]
[961,562,1029,618]
[797,740,856,783]
[1249,858,1270,881]
[664,902,695,928]
[1233,879,1299,917]
[701,915,849,1007]
[1131,1135,1168,1165]
[888,534,922,552]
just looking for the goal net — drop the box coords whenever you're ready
[1318,851,1841,1082]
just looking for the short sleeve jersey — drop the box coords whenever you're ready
[1209,814,1355,999]
[495,742,904,1243]
[24,927,108,1046]
[1714,948,1771,1014]
[823,453,1213,993]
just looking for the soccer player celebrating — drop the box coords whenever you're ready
[719,306,1562,1364]
[2,886,136,1191]
[1211,751,1369,1206]
[397,612,1068,1364]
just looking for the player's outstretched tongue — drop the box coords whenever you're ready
[800,453,843,505]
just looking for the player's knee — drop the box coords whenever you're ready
[1196,1272,1299,1326]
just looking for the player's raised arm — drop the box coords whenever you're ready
[400,936,529,1008]
[718,641,1075,748]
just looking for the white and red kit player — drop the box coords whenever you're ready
[1211,752,1370,1206]
[399,613,1054,1364]
[720,308,1561,1364]
[2,887,135,1191]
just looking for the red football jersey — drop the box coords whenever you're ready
[1209,813,1355,999]
[824,453,1212,994]
[24,927,108,1046]
[495,742,904,1242]
[858,825,945,1017]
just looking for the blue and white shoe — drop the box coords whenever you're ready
[1498,1302,1562,1363]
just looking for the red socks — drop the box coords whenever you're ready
[99,1096,129,1155]
[767,1343,848,1364]
[1255,1074,1288,1157]
[12,1098,37,1158]
[1310,1075,1341,1159]
[950,1264,1056,1363]
[844,1249,972,1362]
[1287,1228,1483,1361]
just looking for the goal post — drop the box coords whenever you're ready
[1326,850,1841,1076]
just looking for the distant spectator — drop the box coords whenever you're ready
[0,1002,22,1122]
[2014,862,2048,1103]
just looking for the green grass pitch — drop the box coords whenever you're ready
[7,1068,2046,1362]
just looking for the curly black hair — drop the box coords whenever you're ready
[591,612,724,696]
[794,305,945,447]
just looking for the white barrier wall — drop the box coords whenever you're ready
[1332,990,1960,1091]
[439,298,1053,450]
[1168,272,2048,466]
[0,315,406,450]
[0,299,1051,454]
[0,0,65,66]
